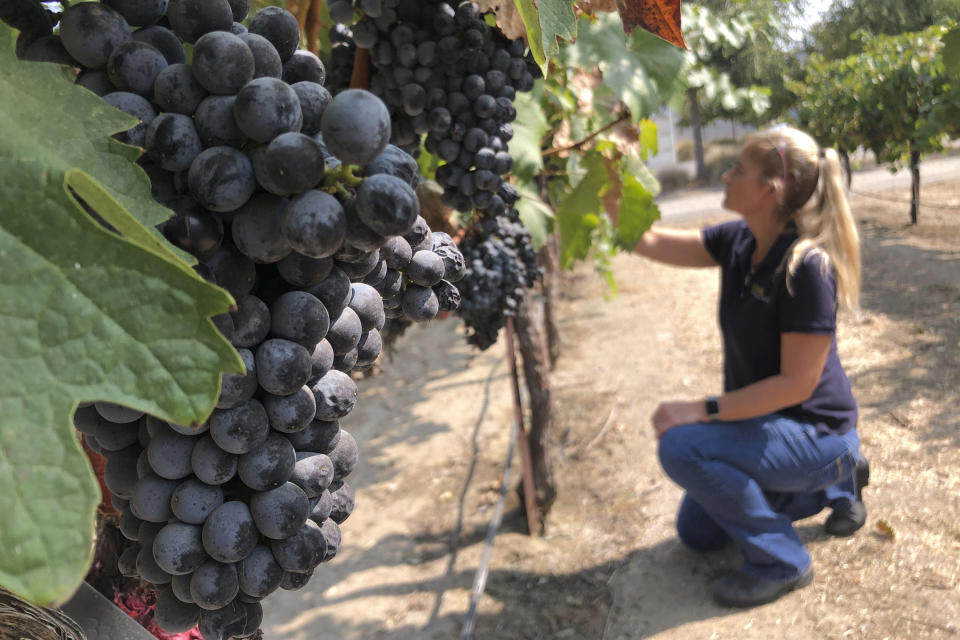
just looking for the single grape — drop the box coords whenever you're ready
[320,89,392,165]
[237,544,283,599]
[193,95,247,148]
[188,146,256,213]
[311,369,358,420]
[59,3,131,69]
[154,585,201,633]
[263,385,317,434]
[133,25,185,65]
[191,31,255,95]
[233,77,303,143]
[248,6,300,61]
[191,434,238,485]
[255,339,312,396]
[234,33,281,83]
[280,190,346,259]
[289,452,334,498]
[130,473,179,522]
[171,478,224,525]
[153,522,207,575]
[106,41,167,97]
[189,559,240,610]
[250,482,310,540]
[166,0,233,44]
[103,91,157,147]
[230,193,293,263]
[237,434,296,491]
[209,399,270,455]
[202,501,259,563]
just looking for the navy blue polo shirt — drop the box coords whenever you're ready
[702,219,858,435]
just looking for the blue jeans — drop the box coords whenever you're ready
[657,414,860,582]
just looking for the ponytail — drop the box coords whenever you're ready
[787,147,861,312]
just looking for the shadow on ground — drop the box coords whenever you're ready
[851,220,960,445]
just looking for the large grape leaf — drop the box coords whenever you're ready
[555,153,609,268]
[615,171,659,251]
[516,186,554,250]
[510,88,549,182]
[560,12,687,122]
[0,23,242,606]
[535,0,577,60]
[514,0,546,66]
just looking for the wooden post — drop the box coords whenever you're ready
[350,47,371,90]
[504,318,539,536]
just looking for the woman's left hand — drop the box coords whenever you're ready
[651,400,708,439]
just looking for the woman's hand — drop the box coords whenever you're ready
[651,400,708,439]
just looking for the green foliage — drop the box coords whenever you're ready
[806,0,960,61]
[793,25,960,169]
[513,0,577,69]
[678,3,774,125]
[0,23,242,606]
[560,13,687,122]
[943,25,960,82]
[503,12,688,280]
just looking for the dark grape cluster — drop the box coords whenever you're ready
[455,192,541,350]
[325,0,541,214]
[11,1,462,638]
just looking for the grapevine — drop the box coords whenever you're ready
[8,1,466,637]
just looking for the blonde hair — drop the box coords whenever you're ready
[743,127,861,311]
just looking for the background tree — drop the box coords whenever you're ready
[806,0,960,60]
[793,24,960,222]
[679,3,772,181]
[692,0,809,126]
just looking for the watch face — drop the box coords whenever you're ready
[706,398,720,415]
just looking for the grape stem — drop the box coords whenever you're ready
[542,113,632,156]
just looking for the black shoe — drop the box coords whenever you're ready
[824,456,870,537]
[712,566,814,608]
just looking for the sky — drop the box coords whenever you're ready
[802,0,835,25]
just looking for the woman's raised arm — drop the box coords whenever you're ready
[634,226,718,267]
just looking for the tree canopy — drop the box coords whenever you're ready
[806,0,960,60]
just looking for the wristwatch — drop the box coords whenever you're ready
[705,396,720,420]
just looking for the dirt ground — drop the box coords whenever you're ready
[261,179,960,640]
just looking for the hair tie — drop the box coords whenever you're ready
[776,142,788,183]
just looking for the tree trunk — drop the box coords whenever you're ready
[514,300,557,532]
[538,236,561,369]
[909,148,920,224]
[838,148,852,190]
[688,87,707,182]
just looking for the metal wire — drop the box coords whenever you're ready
[459,416,519,640]
[849,189,960,211]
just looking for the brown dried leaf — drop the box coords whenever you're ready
[875,519,896,540]
[616,0,685,49]
[553,119,575,157]
[606,120,642,157]
[476,0,528,40]
[577,0,620,13]
[570,67,603,113]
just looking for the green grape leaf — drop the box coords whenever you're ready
[510,88,549,182]
[535,0,577,60]
[560,12,687,121]
[0,24,242,606]
[556,153,609,268]
[515,186,554,250]
[514,0,545,67]
[638,118,659,162]
[615,171,660,251]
